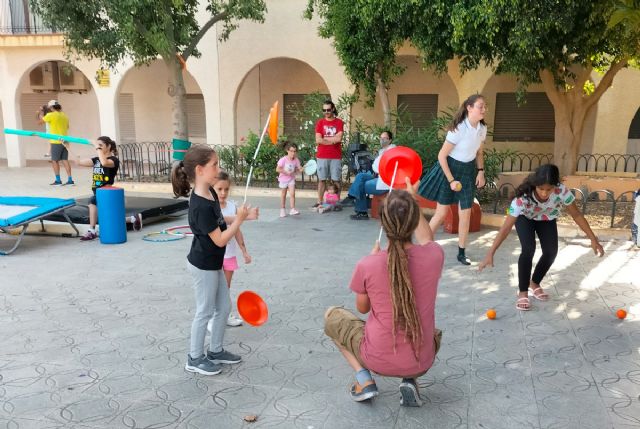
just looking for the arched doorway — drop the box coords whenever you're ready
[627,106,640,154]
[116,60,206,144]
[234,57,331,145]
[16,60,99,161]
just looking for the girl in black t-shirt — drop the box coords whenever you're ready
[76,136,141,241]
[171,144,253,376]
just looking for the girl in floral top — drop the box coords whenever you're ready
[479,164,604,311]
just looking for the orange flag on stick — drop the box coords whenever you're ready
[268,101,279,144]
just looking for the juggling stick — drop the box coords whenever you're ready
[377,161,399,243]
[4,128,91,145]
[243,111,271,203]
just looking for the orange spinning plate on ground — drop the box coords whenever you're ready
[378,146,422,189]
[237,291,269,326]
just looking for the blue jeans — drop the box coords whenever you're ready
[348,172,387,213]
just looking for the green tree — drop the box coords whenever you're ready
[411,0,640,175]
[31,0,266,144]
[305,0,412,127]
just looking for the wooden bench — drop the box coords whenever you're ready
[370,193,482,234]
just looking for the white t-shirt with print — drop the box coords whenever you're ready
[221,200,238,258]
[446,118,487,163]
[372,144,397,191]
[508,183,576,221]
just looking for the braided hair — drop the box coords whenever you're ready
[380,190,423,358]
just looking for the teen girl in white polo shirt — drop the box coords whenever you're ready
[419,94,487,265]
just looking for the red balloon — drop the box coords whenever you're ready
[378,146,422,188]
[237,291,269,326]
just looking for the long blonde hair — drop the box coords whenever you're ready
[380,190,423,358]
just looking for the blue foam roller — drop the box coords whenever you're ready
[96,186,127,244]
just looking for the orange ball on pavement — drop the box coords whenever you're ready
[486,309,496,320]
[616,309,627,319]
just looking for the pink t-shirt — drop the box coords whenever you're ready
[277,156,301,183]
[323,191,339,205]
[349,242,444,376]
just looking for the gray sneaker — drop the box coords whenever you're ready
[399,378,423,407]
[207,348,242,364]
[185,354,222,375]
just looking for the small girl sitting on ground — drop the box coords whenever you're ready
[478,164,605,310]
[276,142,303,218]
[324,178,443,406]
[76,136,142,241]
[317,183,340,214]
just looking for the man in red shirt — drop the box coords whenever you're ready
[313,100,344,208]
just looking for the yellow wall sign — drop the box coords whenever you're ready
[96,69,110,87]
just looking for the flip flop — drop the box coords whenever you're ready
[529,287,550,301]
[516,297,531,311]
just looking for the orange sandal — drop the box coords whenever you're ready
[516,297,531,311]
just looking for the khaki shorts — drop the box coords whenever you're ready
[317,158,342,181]
[324,306,443,377]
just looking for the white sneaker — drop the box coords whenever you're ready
[227,313,243,327]
[280,208,287,218]
[289,208,300,216]
[206,318,213,332]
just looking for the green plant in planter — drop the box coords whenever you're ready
[239,131,284,183]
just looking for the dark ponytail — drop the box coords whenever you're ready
[97,136,118,156]
[170,144,217,197]
[516,164,561,199]
[448,94,486,132]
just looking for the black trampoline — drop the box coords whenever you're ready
[44,196,188,228]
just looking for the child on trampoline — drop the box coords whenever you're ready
[76,136,142,241]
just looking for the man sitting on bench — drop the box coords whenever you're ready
[347,130,396,220]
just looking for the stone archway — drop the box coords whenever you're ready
[15,59,100,161]
[234,57,331,145]
[116,60,206,144]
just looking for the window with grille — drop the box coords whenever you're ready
[493,92,555,141]
[397,94,438,130]
[117,93,136,143]
[186,94,206,139]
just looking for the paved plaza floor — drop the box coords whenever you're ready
[1,166,639,428]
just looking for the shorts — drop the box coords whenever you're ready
[278,177,296,189]
[317,158,342,181]
[223,256,239,271]
[89,189,97,205]
[324,307,365,366]
[324,306,443,377]
[50,143,69,161]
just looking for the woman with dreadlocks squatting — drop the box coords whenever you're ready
[324,178,444,407]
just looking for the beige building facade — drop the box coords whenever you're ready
[1,0,639,168]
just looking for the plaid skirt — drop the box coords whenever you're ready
[418,156,477,209]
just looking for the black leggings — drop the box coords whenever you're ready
[515,217,558,293]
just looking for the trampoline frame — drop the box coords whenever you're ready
[0,200,79,255]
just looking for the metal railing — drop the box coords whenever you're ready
[0,0,57,34]
[575,153,640,173]
[496,153,554,172]
[117,142,327,188]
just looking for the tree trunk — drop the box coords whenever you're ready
[552,97,588,176]
[166,56,188,142]
[376,76,391,128]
